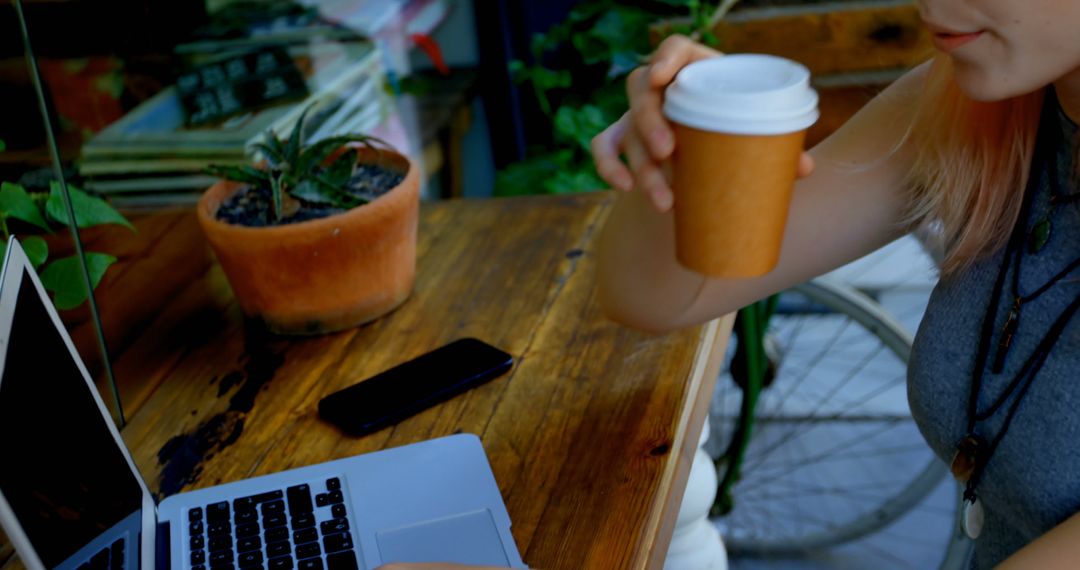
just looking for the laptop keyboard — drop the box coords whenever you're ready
[76,538,125,570]
[187,477,358,570]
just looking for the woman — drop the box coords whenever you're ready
[592,1,1080,568]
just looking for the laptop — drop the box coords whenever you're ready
[0,239,526,570]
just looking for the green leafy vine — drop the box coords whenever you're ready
[0,180,134,310]
[495,0,737,196]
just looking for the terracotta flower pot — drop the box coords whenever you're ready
[196,148,420,335]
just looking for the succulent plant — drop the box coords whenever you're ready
[207,110,391,222]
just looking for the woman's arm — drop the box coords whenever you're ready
[594,39,929,333]
[997,510,1080,569]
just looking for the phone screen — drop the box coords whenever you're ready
[318,338,513,435]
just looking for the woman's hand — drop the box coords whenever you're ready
[591,34,814,212]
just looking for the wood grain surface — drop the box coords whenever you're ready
[1,193,731,570]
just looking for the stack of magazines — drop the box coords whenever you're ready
[79,41,387,210]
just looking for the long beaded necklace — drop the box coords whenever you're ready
[992,126,1080,372]
[950,110,1080,540]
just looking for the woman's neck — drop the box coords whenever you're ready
[1054,69,1080,125]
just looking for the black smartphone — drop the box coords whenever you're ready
[318,338,513,436]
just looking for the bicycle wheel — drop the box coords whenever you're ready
[709,278,971,567]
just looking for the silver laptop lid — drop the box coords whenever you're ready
[0,239,157,569]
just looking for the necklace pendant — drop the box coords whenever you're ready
[1028,219,1051,254]
[992,302,1021,373]
[950,434,985,483]
[962,495,985,540]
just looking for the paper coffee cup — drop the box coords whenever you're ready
[663,54,818,277]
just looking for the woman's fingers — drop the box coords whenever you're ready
[591,114,633,192]
[626,67,674,161]
[594,36,725,208]
[628,35,722,162]
[798,152,815,179]
[648,35,722,87]
[591,111,673,211]
[624,130,673,212]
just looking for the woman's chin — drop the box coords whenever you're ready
[953,69,1023,102]
[951,61,1047,102]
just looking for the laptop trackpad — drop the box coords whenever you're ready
[375,509,511,566]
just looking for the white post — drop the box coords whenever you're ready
[664,417,728,570]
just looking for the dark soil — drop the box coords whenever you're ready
[215,163,405,227]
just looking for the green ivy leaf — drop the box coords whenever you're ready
[699,29,722,49]
[40,252,116,310]
[494,150,575,197]
[0,182,50,231]
[572,34,610,66]
[666,21,697,38]
[567,2,606,24]
[495,158,559,197]
[554,105,610,152]
[592,81,631,118]
[46,182,134,230]
[495,0,721,199]
[609,51,643,79]
[524,66,572,93]
[543,168,606,195]
[530,32,554,60]
[577,8,653,65]
[22,236,48,269]
[508,60,529,84]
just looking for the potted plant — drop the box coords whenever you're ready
[198,114,420,335]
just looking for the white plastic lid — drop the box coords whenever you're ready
[663,54,819,135]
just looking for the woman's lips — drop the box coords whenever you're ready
[925,23,985,52]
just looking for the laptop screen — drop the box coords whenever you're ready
[0,269,143,568]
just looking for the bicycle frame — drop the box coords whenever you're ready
[714,294,779,515]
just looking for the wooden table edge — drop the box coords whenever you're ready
[635,313,735,568]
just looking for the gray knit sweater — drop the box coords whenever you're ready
[909,93,1080,568]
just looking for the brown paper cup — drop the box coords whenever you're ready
[670,123,806,277]
[663,54,817,277]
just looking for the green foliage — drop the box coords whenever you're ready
[495,0,726,197]
[495,149,606,196]
[41,253,118,310]
[554,105,610,153]
[22,236,48,269]
[208,111,390,222]
[46,181,134,230]
[0,182,50,232]
[0,181,133,310]
[495,151,572,196]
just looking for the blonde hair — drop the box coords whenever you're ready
[904,55,1045,275]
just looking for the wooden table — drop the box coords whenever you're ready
[0,193,732,569]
